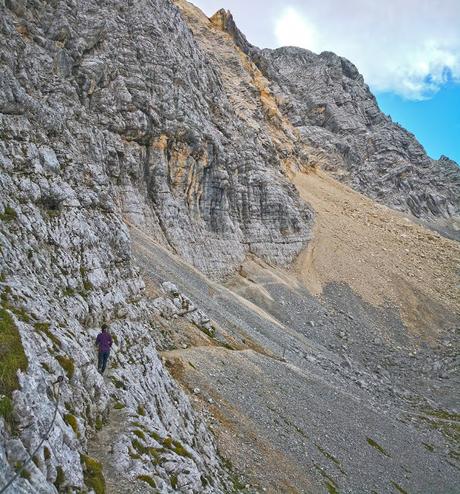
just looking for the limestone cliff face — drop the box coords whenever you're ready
[0,0,459,493]
[207,9,460,232]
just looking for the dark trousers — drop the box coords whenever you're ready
[98,350,110,374]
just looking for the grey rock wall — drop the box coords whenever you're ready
[205,9,459,226]
[252,46,460,221]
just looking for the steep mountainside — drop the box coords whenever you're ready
[0,1,459,493]
[209,9,460,238]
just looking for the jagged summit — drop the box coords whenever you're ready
[209,8,255,55]
[206,4,459,237]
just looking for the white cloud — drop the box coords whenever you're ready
[274,1,460,100]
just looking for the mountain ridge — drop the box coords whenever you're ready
[0,0,459,493]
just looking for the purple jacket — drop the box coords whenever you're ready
[96,331,112,353]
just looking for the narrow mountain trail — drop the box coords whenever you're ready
[86,407,132,494]
[86,400,156,494]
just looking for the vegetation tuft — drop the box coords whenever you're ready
[56,355,75,379]
[0,302,28,425]
[366,437,390,457]
[0,206,18,222]
[34,322,61,348]
[137,475,157,488]
[54,466,65,490]
[80,454,105,494]
[64,413,79,437]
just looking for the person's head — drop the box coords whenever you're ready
[101,323,108,333]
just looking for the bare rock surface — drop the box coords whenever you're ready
[1,0,459,493]
[207,8,460,238]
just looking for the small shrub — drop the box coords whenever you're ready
[171,474,178,489]
[56,355,74,379]
[43,447,51,461]
[137,404,146,416]
[0,206,17,222]
[80,454,105,494]
[137,475,156,488]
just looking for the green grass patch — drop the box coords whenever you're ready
[367,437,390,457]
[95,416,103,431]
[54,466,65,490]
[137,475,156,488]
[56,355,74,379]
[325,481,339,494]
[113,402,125,410]
[63,287,76,297]
[80,454,105,494]
[315,464,338,490]
[422,408,460,422]
[83,280,92,291]
[14,462,30,480]
[170,474,178,489]
[162,437,192,458]
[41,362,52,373]
[137,404,146,416]
[0,206,17,222]
[0,396,14,423]
[44,447,51,461]
[0,305,28,423]
[149,430,162,443]
[391,481,409,494]
[131,421,146,429]
[64,413,79,437]
[132,439,149,456]
[133,429,146,441]
[111,377,125,390]
[10,306,31,323]
[422,442,434,452]
[316,444,341,467]
[131,439,161,463]
[47,209,61,218]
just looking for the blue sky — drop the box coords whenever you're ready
[192,0,460,163]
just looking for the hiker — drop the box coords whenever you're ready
[95,323,112,375]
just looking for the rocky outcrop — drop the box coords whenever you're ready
[251,47,460,223]
[204,8,459,228]
[1,0,458,492]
